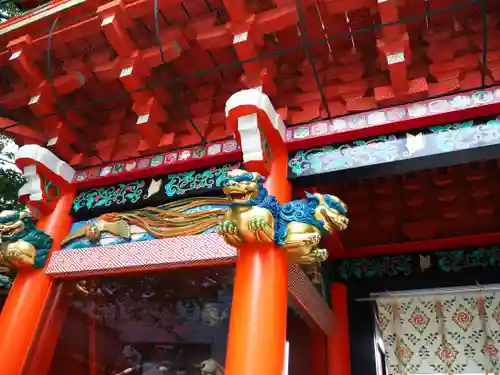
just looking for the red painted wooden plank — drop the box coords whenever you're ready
[334,233,500,258]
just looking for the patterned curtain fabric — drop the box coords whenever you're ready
[376,292,500,375]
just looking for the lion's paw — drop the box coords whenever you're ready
[311,248,329,262]
[248,217,267,232]
[305,234,322,245]
[248,217,274,243]
[216,220,237,235]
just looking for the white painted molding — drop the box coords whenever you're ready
[17,165,43,203]
[237,113,264,163]
[16,144,75,183]
[16,144,75,202]
[225,88,286,140]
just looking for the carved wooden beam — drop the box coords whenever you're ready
[15,144,75,215]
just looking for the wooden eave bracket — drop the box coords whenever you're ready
[15,144,75,214]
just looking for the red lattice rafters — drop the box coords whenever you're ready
[0,0,498,169]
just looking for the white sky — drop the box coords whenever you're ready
[2,140,20,172]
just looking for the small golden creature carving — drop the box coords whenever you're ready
[195,359,225,375]
[217,169,348,265]
[61,219,131,246]
[0,210,53,269]
[218,169,276,246]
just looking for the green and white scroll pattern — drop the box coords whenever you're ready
[376,293,500,375]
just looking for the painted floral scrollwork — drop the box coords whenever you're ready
[337,255,413,279]
[437,246,500,273]
[289,135,400,177]
[430,119,500,152]
[165,163,240,197]
[73,180,145,212]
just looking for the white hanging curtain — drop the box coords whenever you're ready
[376,292,500,375]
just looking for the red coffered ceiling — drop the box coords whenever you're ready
[0,0,499,168]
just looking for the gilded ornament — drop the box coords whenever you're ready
[0,210,53,269]
[63,197,230,248]
[217,169,348,264]
[61,219,131,246]
[196,359,225,375]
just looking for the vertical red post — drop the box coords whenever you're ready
[0,189,75,375]
[89,300,98,375]
[225,151,291,375]
[328,283,351,375]
[311,330,327,375]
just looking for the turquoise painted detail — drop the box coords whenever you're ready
[437,246,500,272]
[63,203,230,250]
[430,119,500,152]
[289,134,399,176]
[289,119,500,177]
[0,275,12,289]
[73,180,145,212]
[165,163,240,197]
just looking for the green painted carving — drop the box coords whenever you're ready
[436,246,500,272]
[335,246,500,280]
[73,180,146,212]
[0,274,13,289]
[289,118,500,178]
[289,135,399,176]
[42,176,60,204]
[0,210,53,269]
[337,255,413,279]
[165,163,239,197]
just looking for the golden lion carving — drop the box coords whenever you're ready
[217,169,348,265]
[0,210,53,269]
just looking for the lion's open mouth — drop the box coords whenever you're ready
[322,209,346,231]
[223,186,253,202]
[0,227,20,237]
[322,211,335,228]
[229,192,247,200]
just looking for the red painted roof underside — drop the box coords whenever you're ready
[305,159,500,256]
[1,0,500,254]
[0,0,499,168]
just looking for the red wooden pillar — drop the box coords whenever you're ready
[328,283,351,375]
[0,189,75,375]
[225,150,291,375]
[224,90,291,375]
[0,145,76,375]
[311,330,328,375]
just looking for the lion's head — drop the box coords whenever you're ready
[0,210,29,239]
[222,169,267,205]
[307,193,348,233]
